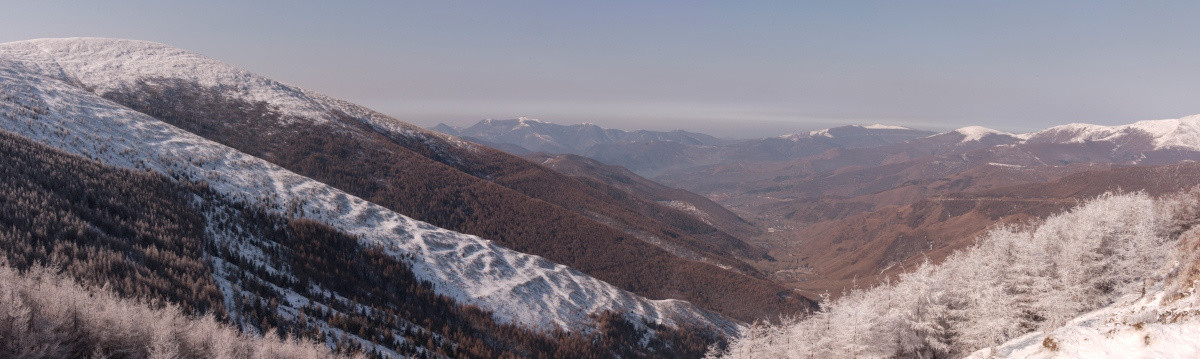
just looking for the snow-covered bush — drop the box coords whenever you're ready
[0,263,348,359]
[714,191,1200,358]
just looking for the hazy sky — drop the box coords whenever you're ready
[4,1,1200,137]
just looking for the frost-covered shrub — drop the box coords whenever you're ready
[0,263,347,359]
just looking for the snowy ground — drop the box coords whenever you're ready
[968,294,1200,358]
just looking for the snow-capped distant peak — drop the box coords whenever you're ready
[1035,116,1200,151]
[953,126,1019,143]
[514,117,544,129]
[859,124,911,130]
[789,124,911,140]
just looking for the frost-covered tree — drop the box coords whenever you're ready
[716,191,1200,358]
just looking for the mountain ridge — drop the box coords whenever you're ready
[0,37,761,334]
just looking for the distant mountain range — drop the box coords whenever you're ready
[433,119,937,174]
[656,117,1200,295]
[435,116,1200,176]
[432,114,1200,297]
[435,118,725,152]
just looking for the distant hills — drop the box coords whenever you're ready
[432,115,1200,297]
[433,119,936,174]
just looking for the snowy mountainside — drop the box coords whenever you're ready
[1027,116,1200,151]
[3,37,363,125]
[0,37,470,159]
[0,44,738,335]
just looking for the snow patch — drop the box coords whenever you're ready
[514,116,544,129]
[860,124,911,130]
[954,126,1020,143]
[987,162,1025,168]
[808,128,833,138]
[658,200,713,225]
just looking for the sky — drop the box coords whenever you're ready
[3,1,1200,138]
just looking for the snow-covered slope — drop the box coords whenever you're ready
[2,38,357,125]
[0,37,471,157]
[0,38,737,335]
[967,291,1200,358]
[910,116,1200,151]
[1019,116,1200,151]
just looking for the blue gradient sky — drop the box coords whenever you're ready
[4,1,1200,137]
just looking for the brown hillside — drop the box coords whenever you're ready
[527,153,767,259]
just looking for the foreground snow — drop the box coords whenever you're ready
[970,298,1200,358]
[969,234,1200,359]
